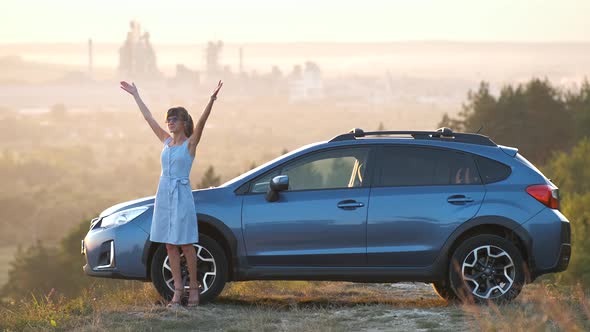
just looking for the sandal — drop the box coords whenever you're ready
[167,288,184,308]
[187,287,200,307]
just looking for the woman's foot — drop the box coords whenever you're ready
[167,288,184,308]
[187,287,200,307]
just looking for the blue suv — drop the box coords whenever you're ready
[82,128,571,303]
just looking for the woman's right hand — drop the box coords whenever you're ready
[120,81,138,97]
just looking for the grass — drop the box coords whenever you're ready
[461,282,590,331]
[0,246,17,287]
[0,280,588,331]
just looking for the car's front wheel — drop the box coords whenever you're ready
[432,279,458,301]
[150,234,228,304]
[449,234,525,303]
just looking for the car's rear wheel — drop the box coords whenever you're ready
[150,234,228,304]
[449,234,525,304]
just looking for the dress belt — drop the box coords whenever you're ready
[161,176,190,195]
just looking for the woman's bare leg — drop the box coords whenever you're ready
[166,244,183,303]
[181,244,199,304]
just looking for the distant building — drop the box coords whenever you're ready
[288,61,324,102]
[88,38,93,79]
[172,64,200,86]
[205,41,224,78]
[118,21,161,79]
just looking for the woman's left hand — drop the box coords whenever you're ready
[211,80,223,100]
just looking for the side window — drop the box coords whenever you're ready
[377,146,481,187]
[249,170,280,193]
[282,148,369,191]
[475,156,511,184]
[248,148,370,193]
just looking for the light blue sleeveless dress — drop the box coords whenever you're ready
[150,137,199,245]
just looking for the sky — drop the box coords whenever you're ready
[1,0,589,43]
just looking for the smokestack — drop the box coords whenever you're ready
[88,38,93,79]
[239,46,243,74]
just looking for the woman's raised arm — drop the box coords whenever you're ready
[188,80,223,157]
[120,81,170,143]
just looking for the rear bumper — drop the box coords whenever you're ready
[555,243,571,272]
[523,209,571,278]
[532,243,571,278]
[540,220,571,273]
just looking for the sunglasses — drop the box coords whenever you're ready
[165,116,181,124]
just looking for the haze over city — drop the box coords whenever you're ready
[2,0,589,43]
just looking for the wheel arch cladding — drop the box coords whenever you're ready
[197,214,237,281]
[145,213,238,281]
[442,216,533,278]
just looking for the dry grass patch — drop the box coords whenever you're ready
[462,282,590,331]
[220,281,447,309]
[2,280,589,331]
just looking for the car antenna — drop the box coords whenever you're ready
[476,125,484,134]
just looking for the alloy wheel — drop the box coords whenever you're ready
[461,245,515,299]
[161,244,217,294]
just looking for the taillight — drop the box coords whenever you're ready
[526,184,559,209]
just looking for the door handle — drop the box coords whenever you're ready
[447,195,474,205]
[337,200,365,209]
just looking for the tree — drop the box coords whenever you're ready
[1,242,61,299]
[546,138,590,197]
[546,138,590,286]
[441,79,575,164]
[248,161,258,171]
[0,218,114,299]
[457,81,497,133]
[556,193,590,285]
[565,79,590,141]
[197,165,221,189]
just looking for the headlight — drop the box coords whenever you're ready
[100,206,149,228]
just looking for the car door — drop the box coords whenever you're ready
[367,145,486,267]
[242,146,373,267]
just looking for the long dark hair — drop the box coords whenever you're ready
[166,107,194,137]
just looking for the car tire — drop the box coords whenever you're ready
[150,233,228,304]
[449,234,525,304]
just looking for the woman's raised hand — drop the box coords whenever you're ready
[120,81,139,97]
[211,80,223,100]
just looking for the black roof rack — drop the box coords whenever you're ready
[329,127,496,146]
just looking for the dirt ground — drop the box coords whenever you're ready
[83,282,471,332]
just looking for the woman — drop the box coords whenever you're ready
[120,80,223,307]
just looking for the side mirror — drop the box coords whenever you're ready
[270,175,289,191]
[266,175,289,202]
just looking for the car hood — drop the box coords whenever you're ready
[98,187,226,218]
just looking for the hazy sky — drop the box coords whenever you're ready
[1,0,589,43]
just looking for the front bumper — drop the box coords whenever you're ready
[82,218,151,280]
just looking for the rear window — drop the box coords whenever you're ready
[475,156,511,184]
[377,146,482,187]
